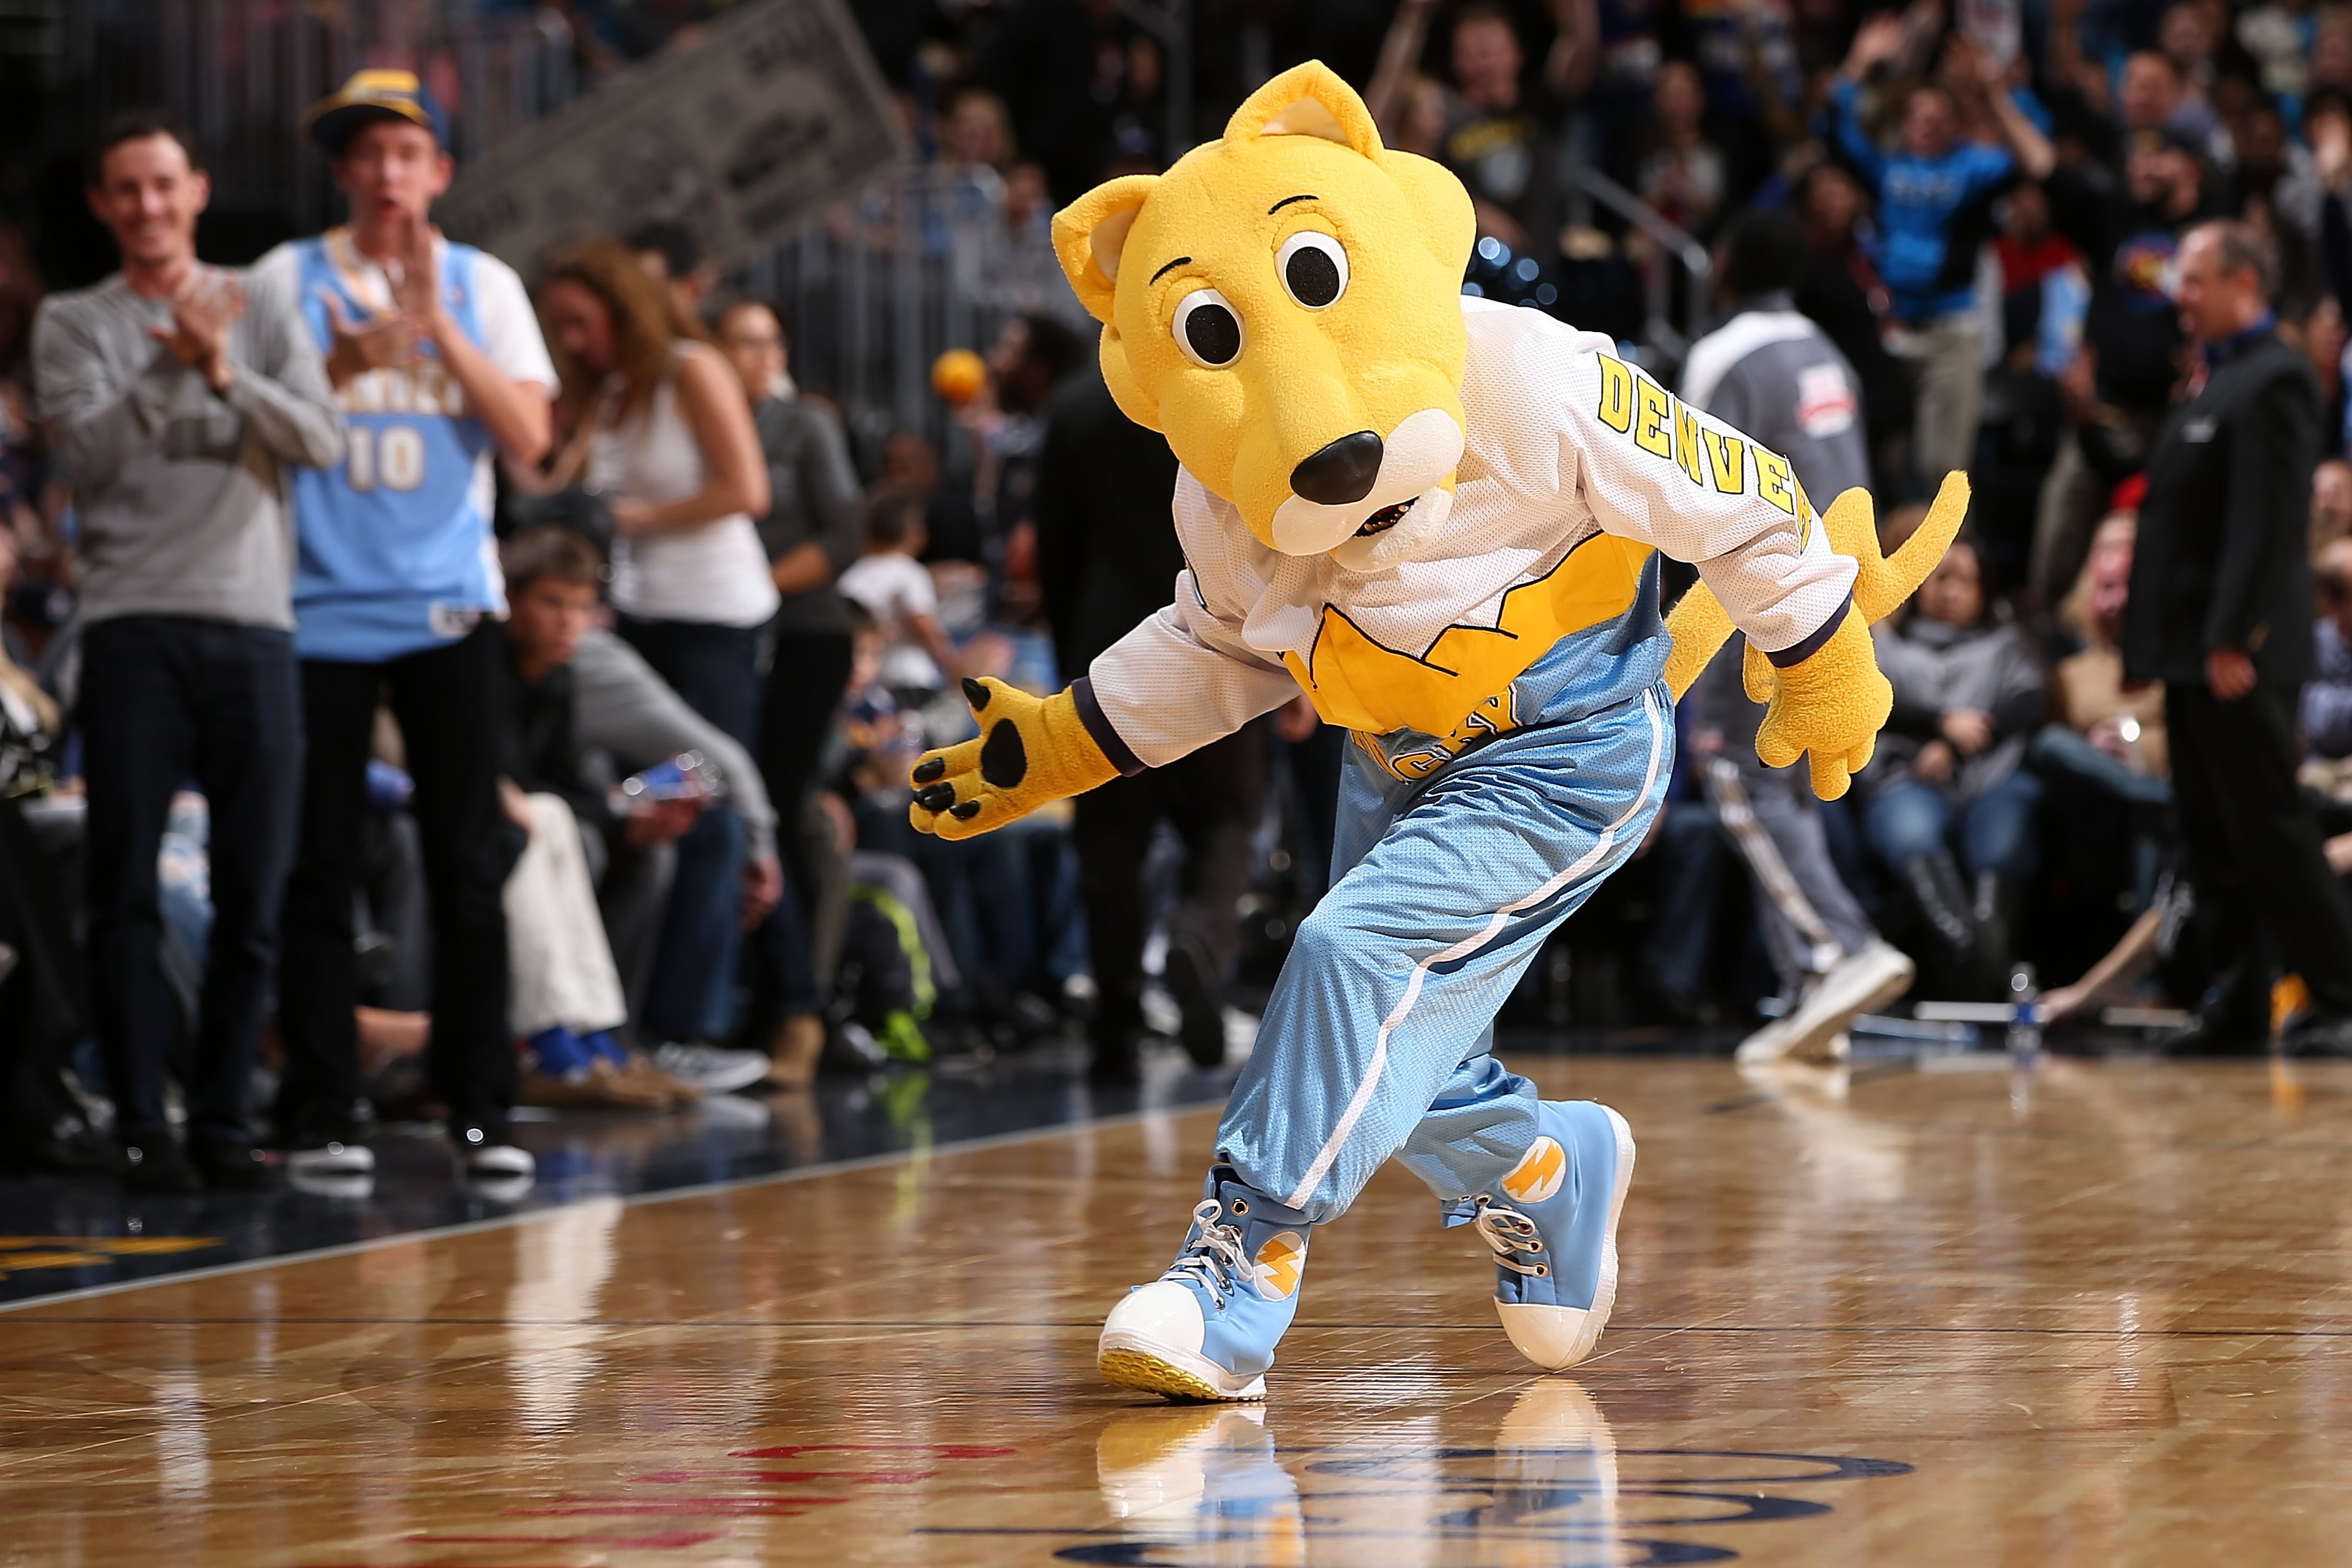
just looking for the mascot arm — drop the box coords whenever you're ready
[1563,349,1859,660]
[1562,348,1925,801]
[1749,472,1970,799]
[908,592,1296,842]
[1668,473,1972,800]
[1087,595,1303,766]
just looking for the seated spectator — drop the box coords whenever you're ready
[2030,507,2172,920]
[1862,531,2048,997]
[496,529,693,1105]
[842,485,960,698]
[497,527,791,1091]
[834,602,1080,1047]
[1825,18,2055,486]
[2308,536,2352,760]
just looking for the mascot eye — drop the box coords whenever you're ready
[1277,232,1349,309]
[1173,288,1246,369]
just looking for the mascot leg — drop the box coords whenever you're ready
[1097,684,1670,1400]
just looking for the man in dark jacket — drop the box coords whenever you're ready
[2125,220,2352,1054]
[1035,362,1264,1081]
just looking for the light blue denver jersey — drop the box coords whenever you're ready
[288,232,502,661]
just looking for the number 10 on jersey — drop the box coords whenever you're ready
[347,423,425,492]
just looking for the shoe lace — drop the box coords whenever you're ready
[1472,1195,1550,1279]
[1163,1199,1252,1305]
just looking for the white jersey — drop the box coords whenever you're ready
[1089,297,1857,766]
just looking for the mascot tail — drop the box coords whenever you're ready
[1662,470,1970,701]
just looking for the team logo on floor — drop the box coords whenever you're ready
[1500,1139,1566,1204]
[1252,1231,1308,1300]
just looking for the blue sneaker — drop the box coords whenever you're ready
[1461,1100,1636,1371]
[1099,1168,1313,1402]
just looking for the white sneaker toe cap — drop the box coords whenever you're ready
[1101,1280,1207,1354]
[1496,1301,1605,1371]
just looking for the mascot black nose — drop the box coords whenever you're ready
[1290,430,1385,506]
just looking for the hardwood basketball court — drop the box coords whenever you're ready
[6,1051,2349,1565]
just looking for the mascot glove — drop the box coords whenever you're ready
[1743,471,1970,703]
[1752,605,1892,802]
[909,677,1121,840]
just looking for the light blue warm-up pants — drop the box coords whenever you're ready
[1214,608,1675,1224]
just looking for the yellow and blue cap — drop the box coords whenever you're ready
[300,69,450,155]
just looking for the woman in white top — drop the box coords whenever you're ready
[538,242,780,1049]
[538,241,775,745]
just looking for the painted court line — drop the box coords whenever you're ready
[0,1098,1224,1317]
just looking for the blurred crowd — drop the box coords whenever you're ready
[9,0,2352,1192]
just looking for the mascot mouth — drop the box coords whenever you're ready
[1266,409,1465,555]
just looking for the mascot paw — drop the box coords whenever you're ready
[1752,607,1891,801]
[1736,470,1969,773]
[908,678,1121,839]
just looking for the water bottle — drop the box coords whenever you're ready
[609,750,728,815]
[2005,964,2041,1061]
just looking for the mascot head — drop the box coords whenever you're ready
[1053,62,1476,563]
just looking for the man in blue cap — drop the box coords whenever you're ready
[255,69,557,1187]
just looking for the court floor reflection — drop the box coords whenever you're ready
[1068,1380,1913,1565]
[0,1042,1235,1306]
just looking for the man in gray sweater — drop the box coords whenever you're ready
[1680,210,1914,1063]
[32,110,342,1190]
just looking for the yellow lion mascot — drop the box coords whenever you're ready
[907,62,1960,1402]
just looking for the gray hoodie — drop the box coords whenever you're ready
[570,628,777,862]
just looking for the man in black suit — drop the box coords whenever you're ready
[1035,362,1268,1082]
[2124,219,2352,1053]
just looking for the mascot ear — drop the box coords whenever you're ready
[1225,61,1385,160]
[1053,175,1158,328]
[1380,149,1477,278]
